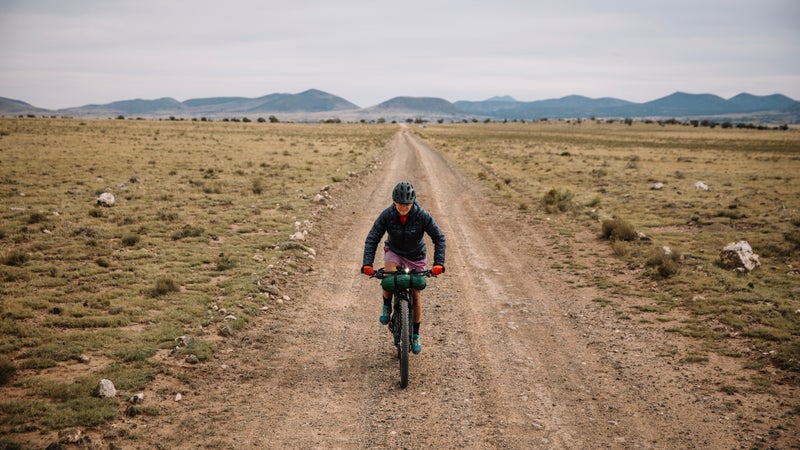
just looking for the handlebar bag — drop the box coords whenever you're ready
[381,273,427,291]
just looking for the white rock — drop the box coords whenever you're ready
[95,379,117,398]
[694,181,709,191]
[720,240,760,272]
[97,192,115,206]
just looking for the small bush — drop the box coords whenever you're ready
[542,188,575,213]
[121,233,140,247]
[252,178,264,194]
[585,196,601,208]
[152,277,179,297]
[600,218,638,241]
[645,247,681,279]
[28,212,47,224]
[157,209,179,222]
[181,340,214,362]
[171,225,204,240]
[216,254,237,271]
[2,251,29,266]
[611,240,630,256]
[0,357,16,385]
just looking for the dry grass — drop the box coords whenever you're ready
[417,121,800,371]
[0,117,395,434]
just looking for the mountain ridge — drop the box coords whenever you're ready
[2,90,798,123]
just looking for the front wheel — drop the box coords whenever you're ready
[398,299,410,388]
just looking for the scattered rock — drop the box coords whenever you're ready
[129,393,144,404]
[129,175,141,183]
[313,193,326,203]
[175,335,194,347]
[185,354,200,364]
[125,404,139,417]
[259,283,281,296]
[78,354,91,364]
[694,181,709,191]
[720,240,760,272]
[290,231,305,241]
[175,393,183,401]
[219,325,233,337]
[650,182,664,190]
[57,428,83,444]
[96,192,115,207]
[94,379,116,398]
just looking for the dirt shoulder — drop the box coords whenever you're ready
[58,126,796,449]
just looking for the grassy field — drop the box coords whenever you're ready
[416,121,800,372]
[0,118,395,436]
[1,118,798,440]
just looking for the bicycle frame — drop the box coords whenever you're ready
[371,266,433,388]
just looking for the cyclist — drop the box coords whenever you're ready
[361,181,446,354]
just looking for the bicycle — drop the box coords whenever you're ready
[371,266,435,388]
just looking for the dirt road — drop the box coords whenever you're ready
[127,126,789,449]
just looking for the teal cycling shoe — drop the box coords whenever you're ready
[380,305,391,325]
[412,334,422,354]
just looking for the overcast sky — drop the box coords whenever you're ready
[1,0,798,110]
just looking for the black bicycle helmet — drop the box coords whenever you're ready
[392,181,416,204]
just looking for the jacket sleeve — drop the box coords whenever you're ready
[426,215,446,266]
[363,211,388,266]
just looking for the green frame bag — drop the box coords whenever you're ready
[381,273,427,292]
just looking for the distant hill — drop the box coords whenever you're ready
[46,89,359,118]
[1,90,797,123]
[457,92,799,121]
[367,97,462,116]
[0,97,50,115]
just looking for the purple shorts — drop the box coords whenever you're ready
[384,247,427,272]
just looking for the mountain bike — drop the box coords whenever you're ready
[371,266,435,388]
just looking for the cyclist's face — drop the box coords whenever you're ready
[394,202,412,216]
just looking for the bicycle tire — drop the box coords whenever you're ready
[398,298,410,388]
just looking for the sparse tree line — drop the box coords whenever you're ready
[7,113,793,130]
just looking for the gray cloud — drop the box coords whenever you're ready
[2,0,798,109]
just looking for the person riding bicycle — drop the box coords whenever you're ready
[361,181,446,354]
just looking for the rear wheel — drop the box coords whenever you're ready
[398,299,410,388]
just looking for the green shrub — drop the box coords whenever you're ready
[611,240,630,256]
[0,357,16,385]
[171,224,204,240]
[215,254,237,271]
[28,212,47,224]
[152,277,179,297]
[2,251,28,267]
[542,188,575,213]
[120,233,140,247]
[181,340,214,362]
[645,247,681,279]
[600,218,638,241]
[252,178,264,194]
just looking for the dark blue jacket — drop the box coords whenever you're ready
[363,202,446,267]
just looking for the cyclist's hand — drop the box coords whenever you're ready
[361,265,374,276]
[431,265,444,276]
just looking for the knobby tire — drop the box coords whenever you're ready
[399,299,410,389]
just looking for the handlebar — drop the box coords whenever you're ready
[370,268,435,279]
